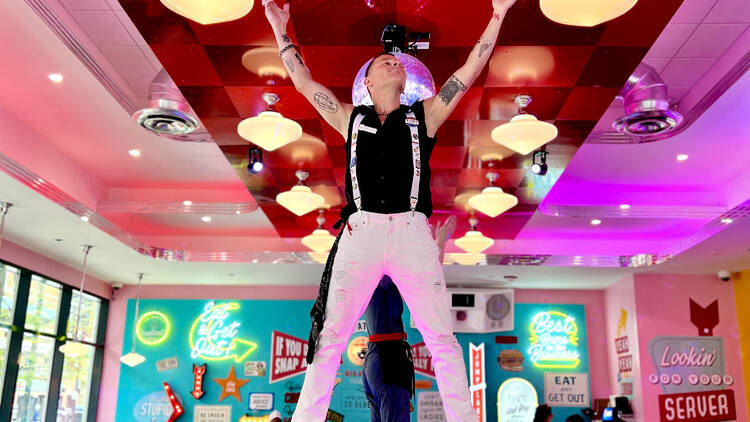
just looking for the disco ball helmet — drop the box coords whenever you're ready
[352,52,436,106]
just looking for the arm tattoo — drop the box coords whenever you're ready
[281,33,291,44]
[438,75,467,105]
[478,42,492,58]
[493,12,501,20]
[283,56,295,73]
[293,52,304,66]
[313,92,339,113]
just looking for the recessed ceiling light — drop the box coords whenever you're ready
[619,204,630,210]
[721,218,733,224]
[676,154,688,161]
[252,259,258,263]
[128,149,141,157]
[48,73,63,82]
[590,219,602,225]
[183,200,192,206]
[80,216,89,222]
[235,210,241,215]
[201,216,211,223]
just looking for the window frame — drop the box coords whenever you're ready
[0,258,108,422]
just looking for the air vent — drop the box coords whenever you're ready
[613,63,683,137]
[133,69,199,136]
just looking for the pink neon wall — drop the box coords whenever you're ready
[604,276,644,420]
[633,273,747,422]
[98,286,611,421]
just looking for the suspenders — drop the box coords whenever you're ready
[350,110,421,216]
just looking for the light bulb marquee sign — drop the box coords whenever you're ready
[189,301,258,362]
[528,311,581,369]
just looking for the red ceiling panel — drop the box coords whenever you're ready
[120,0,682,239]
[151,44,222,86]
[485,46,595,87]
[557,87,621,121]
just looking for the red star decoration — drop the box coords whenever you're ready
[213,366,249,402]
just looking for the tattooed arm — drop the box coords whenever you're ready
[423,0,516,137]
[262,0,353,138]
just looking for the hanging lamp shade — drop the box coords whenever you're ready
[160,0,254,25]
[121,273,146,367]
[455,231,494,254]
[308,251,330,264]
[302,210,336,253]
[540,0,637,27]
[302,229,336,253]
[237,93,302,151]
[454,216,494,254]
[60,245,92,357]
[276,171,325,216]
[450,253,485,266]
[468,173,519,218]
[59,341,89,356]
[491,95,557,155]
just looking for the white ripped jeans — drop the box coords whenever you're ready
[292,211,478,422]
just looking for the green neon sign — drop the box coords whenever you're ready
[189,301,257,363]
[136,311,171,346]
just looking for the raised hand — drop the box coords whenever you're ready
[436,215,457,245]
[262,0,290,30]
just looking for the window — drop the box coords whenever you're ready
[0,264,20,396]
[57,292,101,422]
[0,262,107,422]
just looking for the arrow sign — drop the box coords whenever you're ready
[189,301,258,363]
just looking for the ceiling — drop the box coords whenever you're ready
[0,0,748,286]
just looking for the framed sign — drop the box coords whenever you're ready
[497,378,538,422]
[194,405,231,422]
[543,373,590,407]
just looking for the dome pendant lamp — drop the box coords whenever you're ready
[302,210,336,253]
[540,0,638,27]
[276,170,325,217]
[238,93,302,151]
[491,94,558,155]
[454,215,494,254]
[468,172,519,218]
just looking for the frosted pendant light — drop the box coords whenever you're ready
[541,0,637,27]
[121,273,146,367]
[302,210,336,253]
[238,93,302,151]
[468,172,519,218]
[454,216,494,254]
[492,95,557,155]
[60,245,92,357]
[276,170,325,216]
[160,0,254,25]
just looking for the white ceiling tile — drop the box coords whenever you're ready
[71,10,132,45]
[670,0,718,23]
[115,11,147,46]
[642,57,671,74]
[140,45,163,72]
[660,58,716,87]
[60,0,110,10]
[677,23,749,57]
[123,74,156,97]
[646,24,697,58]
[105,0,125,11]
[99,45,154,76]
[704,0,750,23]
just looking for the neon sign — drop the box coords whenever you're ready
[136,311,171,346]
[528,311,580,369]
[189,301,257,362]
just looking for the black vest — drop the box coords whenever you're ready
[340,100,436,221]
